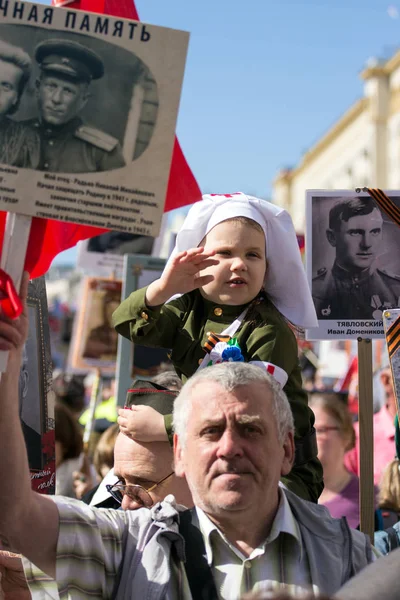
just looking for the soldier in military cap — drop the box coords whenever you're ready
[0,39,39,167]
[24,38,125,173]
[313,196,400,320]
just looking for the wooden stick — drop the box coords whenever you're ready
[0,213,32,373]
[358,338,375,540]
[82,368,102,457]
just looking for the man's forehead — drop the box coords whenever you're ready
[189,381,271,418]
[114,435,171,480]
[343,209,383,230]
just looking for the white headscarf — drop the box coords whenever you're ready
[166,192,317,328]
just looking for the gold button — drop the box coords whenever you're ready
[198,358,203,365]
[140,311,149,321]
[206,331,211,336]
[214,307,223,317]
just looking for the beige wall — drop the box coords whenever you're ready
[272,55,400,232]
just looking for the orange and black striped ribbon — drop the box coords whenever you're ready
[203,333,231,354]
[365,188,400,228]
[386,315,400,358]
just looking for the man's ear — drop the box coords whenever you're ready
[281,431,295,477]
[173,433,186,478]
[326,229,337,248]
[78,86,91,112]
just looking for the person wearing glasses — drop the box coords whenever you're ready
[310,392,377,529]
[0,382,192,599]
[105,431,192,510]
[0,280,375,600]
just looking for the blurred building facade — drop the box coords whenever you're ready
[273,51,400,232]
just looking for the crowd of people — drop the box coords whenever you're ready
[1,192,400,599]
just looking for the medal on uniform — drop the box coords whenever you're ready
[371,294,383,320]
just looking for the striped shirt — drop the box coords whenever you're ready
[196,487,319,599]
[23,491,321,599]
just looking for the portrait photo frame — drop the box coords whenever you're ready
[23,276,56,494]
[68,276,122,374]
[115,254,170,407]
[306,189,400,340]
[0,1,189,239]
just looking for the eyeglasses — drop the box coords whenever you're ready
[106,472,174,507]
[315,426,340,435]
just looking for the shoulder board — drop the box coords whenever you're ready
[313,267,327,280]
[377,268,400,282]
[74,125,119,152]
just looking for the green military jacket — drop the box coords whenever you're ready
[113,286,323,502]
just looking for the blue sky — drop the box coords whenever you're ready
[39,0,400,264]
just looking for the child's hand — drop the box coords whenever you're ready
[145,248,219,306]
[118,406,168,442]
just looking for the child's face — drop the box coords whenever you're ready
[198,219,266,306]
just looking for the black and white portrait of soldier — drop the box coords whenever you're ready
[82,287,120,361]
[0,39,39,167]
[0,22,160,174]
[19,306,43,471]
[23,38,126,173]
[312,196,400,321]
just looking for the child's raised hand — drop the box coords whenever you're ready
[145,247,219,306]
[118,405,168,442]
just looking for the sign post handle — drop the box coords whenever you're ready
[358,337,375,541]
[0,213,32,373]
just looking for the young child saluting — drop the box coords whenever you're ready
[113,192,322,502]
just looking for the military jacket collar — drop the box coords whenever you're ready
[201,296,253,323]
[332,261,374,284]
[33,116,82,138]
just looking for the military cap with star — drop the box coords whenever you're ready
[35,39,104,82]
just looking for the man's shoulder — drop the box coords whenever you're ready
[312,267,330,287]
[74,124,120,152]
[312,267,332,300]
[283,487,371,556]
[376,267,400,284]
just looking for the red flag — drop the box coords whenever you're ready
[0,0,200,279]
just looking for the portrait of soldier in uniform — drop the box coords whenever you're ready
[0,39,39,167]
[312,196,400,320]
[82,288,121,361]
[23,38,126,173]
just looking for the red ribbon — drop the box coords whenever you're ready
[0,269,23,319]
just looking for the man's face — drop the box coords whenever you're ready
[0,58,21,117]
[174,381,294,519]
[328,209,383,271]
[113,433,191,510]
[37,73,89,126]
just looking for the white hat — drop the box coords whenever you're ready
[165,192,318,328]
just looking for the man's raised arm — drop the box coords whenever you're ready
[0,273,58,577]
